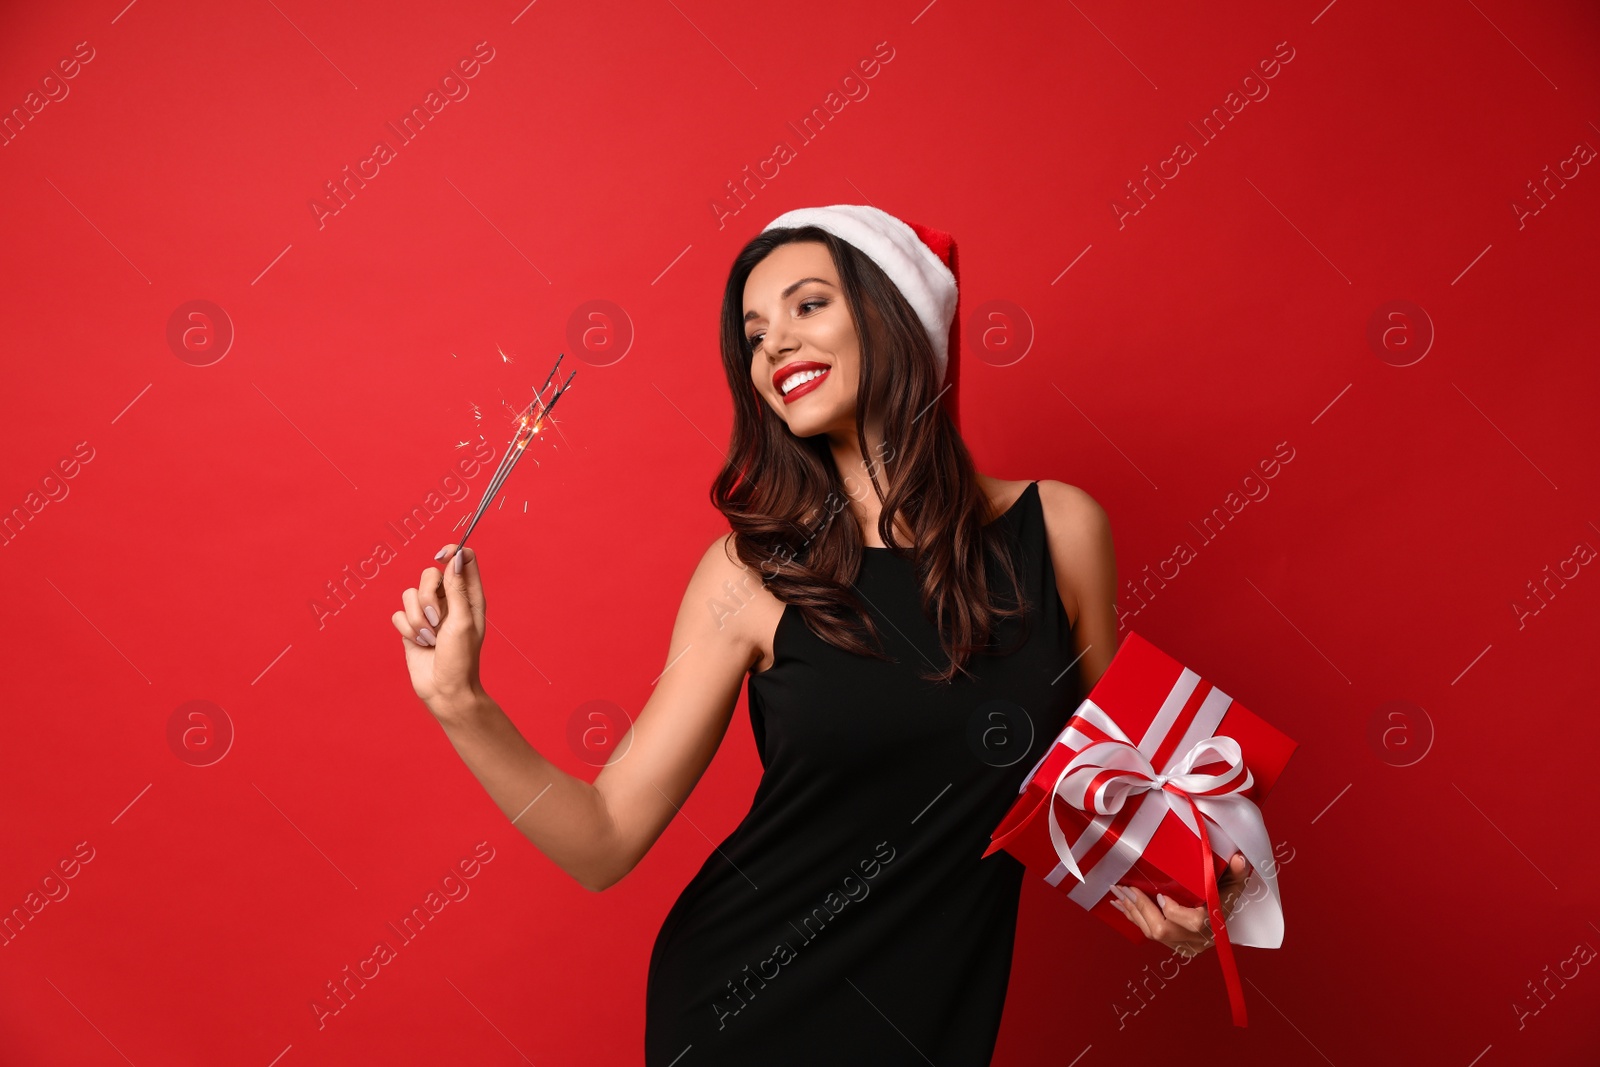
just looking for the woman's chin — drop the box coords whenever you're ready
[777,393,854,438]
[782,406,839,438]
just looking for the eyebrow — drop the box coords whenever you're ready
[744,278,835,323]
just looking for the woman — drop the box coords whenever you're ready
[392,205,1250,1064]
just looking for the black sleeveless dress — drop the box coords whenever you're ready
[644,481,1083,1066]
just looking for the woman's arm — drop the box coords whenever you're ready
[395,534,758,893]
[1038,480,1120,689]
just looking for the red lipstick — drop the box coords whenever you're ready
[774,361,831,404]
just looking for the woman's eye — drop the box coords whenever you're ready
[747,298,827,351]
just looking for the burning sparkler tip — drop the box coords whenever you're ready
[450,352,573,556]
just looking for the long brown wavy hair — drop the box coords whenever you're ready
[710,224,1030,684]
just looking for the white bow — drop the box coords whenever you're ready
[1043,721,1284,948]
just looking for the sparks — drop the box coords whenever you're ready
[445,352,576,561]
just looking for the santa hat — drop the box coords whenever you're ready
[762,204,962,432]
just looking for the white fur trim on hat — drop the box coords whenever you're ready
[762,204,957,385]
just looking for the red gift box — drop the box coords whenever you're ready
[984,630,1298,1026]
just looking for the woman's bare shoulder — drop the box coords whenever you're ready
[1035,481,1115,573]
[1034,480,1118,675]
[695,532,766,603]
[1035,479,1110,527]
[687,532,779,669]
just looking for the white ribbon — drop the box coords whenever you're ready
[1035,690,1284,949]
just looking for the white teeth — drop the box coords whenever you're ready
[780,367,827,395]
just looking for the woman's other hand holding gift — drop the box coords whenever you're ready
[1107,852,1251,958]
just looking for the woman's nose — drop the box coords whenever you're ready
[763,322,796,358]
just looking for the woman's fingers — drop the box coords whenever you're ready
[1154,894,1208,935]
[390,609,426,645]
[1109,887,1154,939]
[1218,852,1251,916]
[1112,885,1175,942]
[458,546,485,622]
[416,566,445,630]
[1111,885,1214,954]
[399,587,435,646]
[436,544,484,627]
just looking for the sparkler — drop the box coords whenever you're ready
[448,352,576,567]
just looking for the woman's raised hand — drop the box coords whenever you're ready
[392,544,488,721]
[1107,851,1252,958]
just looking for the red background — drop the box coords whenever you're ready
[3,1,1597,1063]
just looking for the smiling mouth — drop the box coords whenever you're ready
[779,366,830,403]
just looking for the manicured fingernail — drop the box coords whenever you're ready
[415,632,433,647]
[424,605,440,627]
[1110,885,1127,901]
[419,626,436,644]
[1156,893,1167,909]
[434,546,448,560]
[453,550,463,574]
